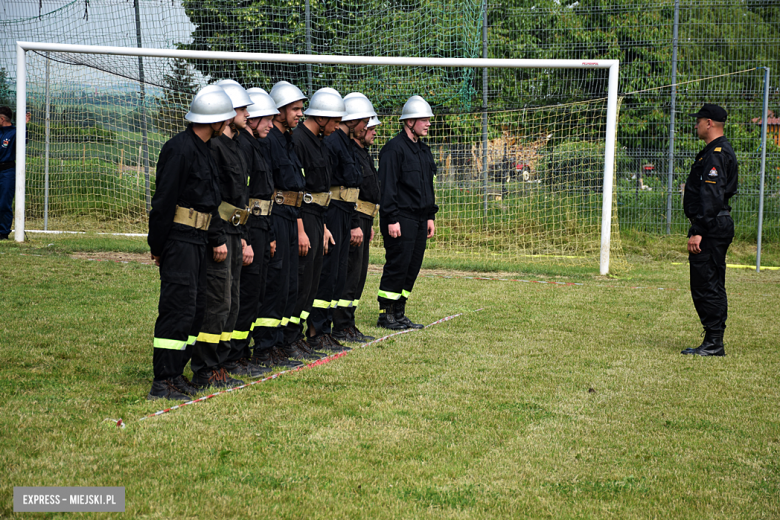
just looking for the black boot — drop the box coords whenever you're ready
[147,379,191,401]
[395,300,424,329]
[692,331,725,356]
[682,330,714,355]
[377,302,407,330]
[172,375,200,397]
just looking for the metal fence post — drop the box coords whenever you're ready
[134,0,151,213]
[757,66,770,273]
[305,0,313,95]
[44,52,51,231]
[482,0,488,220]
[665,0,680,235]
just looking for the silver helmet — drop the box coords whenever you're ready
[367,116,381,128]
[185,85,236,124]
[215,79,253,108]
[246,91,280,119]
[246,87,269,95]
[304,88,346,118]
[269,81,307,109]
[342,92,377,122]
[399,95,434,120]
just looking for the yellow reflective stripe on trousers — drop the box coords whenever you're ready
[255,317,281,328]
[300,310,310,320]
[220,332,232,341]
[197,332,221,344]
[154,337,187,350]
[187,335,197,346]
[378,289,402,300]
[352,299,360,308]
[337,299,352,307]
[280,317,289,326]
[312,299,330,309]
[402,289,411,299]
[289,316,300,324]
[330,300,338,308]
[232,330,250,341]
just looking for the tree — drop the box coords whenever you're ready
[156,58,198,137]
[0,68,11,108]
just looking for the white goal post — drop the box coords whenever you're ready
[15,41,620,274]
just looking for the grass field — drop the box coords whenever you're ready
[1,235,779,518]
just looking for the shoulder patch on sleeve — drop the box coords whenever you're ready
[708,167,718,178]
[714,147,722,152]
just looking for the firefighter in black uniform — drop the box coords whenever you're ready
[333,94,381,343]
[682,104,738,357]
[286,88,346,356]
[189,80,253,390]
[147,85,235,400]
[376,96,438,330]
[230,88,278,377]
[307,92,369,351]
[251,81,307,369]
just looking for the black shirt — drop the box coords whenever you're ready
[267,125,306,221]
[292,123,333,215]
[378,130,438,224]
[148,124,221,257]
[352,140,381,228]
[236,128,274,236]
[208,132,249,245]
[324,128,362,188]
[684,135,738,238]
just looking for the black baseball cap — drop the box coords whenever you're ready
[690,103,727,122]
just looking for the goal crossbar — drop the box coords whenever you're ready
[14,41,620,274]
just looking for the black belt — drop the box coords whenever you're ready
[0,161,14,170]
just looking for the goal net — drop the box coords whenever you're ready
[15,43,624,274]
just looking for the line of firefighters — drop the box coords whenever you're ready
[146,80,438,401]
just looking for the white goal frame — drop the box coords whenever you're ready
[15,41,620,274]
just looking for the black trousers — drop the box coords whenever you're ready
[191,232,243,375]
[153,238,207,381]
[254,214,298,353]
[309,201,352,336]
[689,233,733,333]
[232,219,271,361]
[377,213,428,306]
[284,209,325,344]
[333,215,373,331]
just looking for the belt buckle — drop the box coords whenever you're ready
[274,192,285,205]
[251,200,261,216]
[326,192,332,205]
[303,192,313,204]
[230,210,242,226]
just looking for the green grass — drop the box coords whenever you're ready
[1,237,779,518]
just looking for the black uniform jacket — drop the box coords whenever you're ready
[378,130,439,225]
[148,124,221,257]
[324,128,362,189]
[292,123,332,215]
[684,136,738,238]
[208,132,249,246]
[352,141,381,229]
[267,125,306,222]
[236,128,274,238]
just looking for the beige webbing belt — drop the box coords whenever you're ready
[355,199,380,217]
[173,206,212,230]
[218,201,250,226]
[303,191,332,207]
[248,198,273,216]
[329,186,360,203]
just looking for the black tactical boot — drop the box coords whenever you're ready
[191,368,230,390]
[147,379,191,401]
[172,375,200,397]
[295,338,327,359]
[395,300,424,329]
[377,302,407,330]
[220,367,245,388]
[682,330,714,355]
[269,346,305,367]
[224,357,270,378]
[350,326,375,342]
[691,331,725,356]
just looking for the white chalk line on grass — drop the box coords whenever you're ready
[106,309,484,428]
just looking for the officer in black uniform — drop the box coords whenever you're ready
[287,88,346,357]
[190,80,253,390]
[251,81,307,369]
[230,88,278,377]
[306,94,367,351]
[333,95,381,343]
[682,103,738,357]
[147,85,234,400]
[376,96,438,330]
